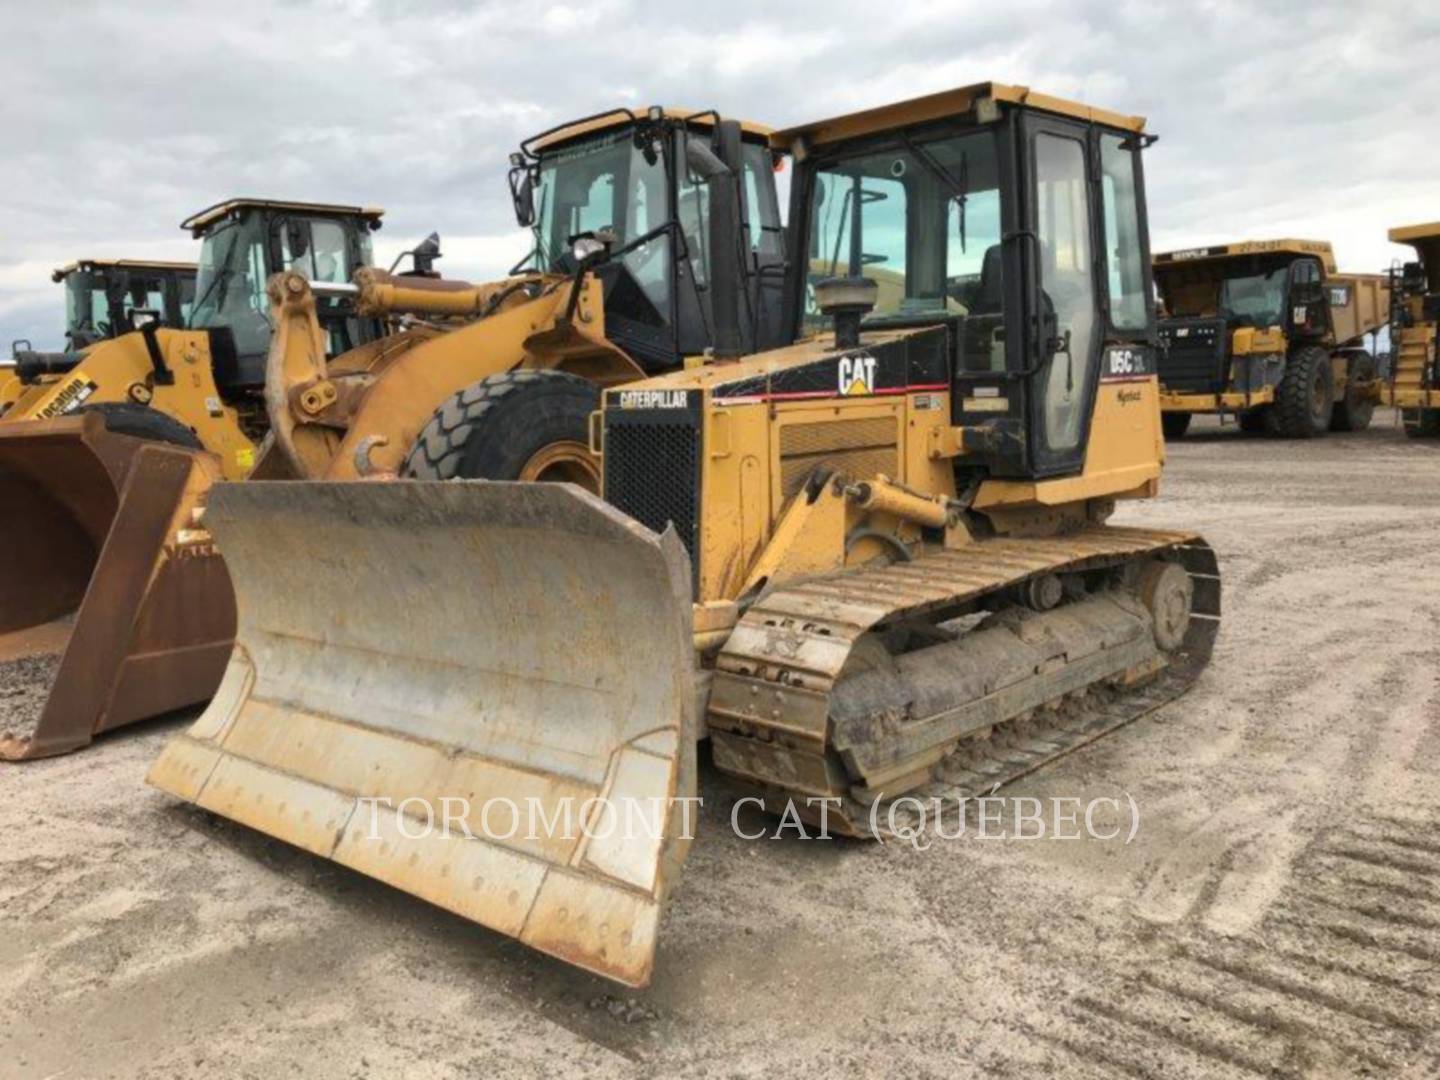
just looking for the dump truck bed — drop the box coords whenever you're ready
[1328,272,1389,347]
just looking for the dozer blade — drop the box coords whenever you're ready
[147,481,697,987]
[0,414,234,760]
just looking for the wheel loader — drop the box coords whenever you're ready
[1153,240,1388,438]
[149,82,1222,988]
[1385,222,1440,436]
[0,108,786,760]
[0,198,387,760]
[259,106,787,486]
[2,259,197,416]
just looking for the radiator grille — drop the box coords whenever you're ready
[603,411,701,564]
[1158,317,1229,394]
[778,416,897,497]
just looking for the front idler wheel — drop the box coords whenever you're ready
[1137,560,1193,651]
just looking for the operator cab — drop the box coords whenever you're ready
[508,107,790,372]
[1389,223,1440,325]
[53,259,197,349]
[782,84,1157,479]
[1155,241,1336,336]
[183,198,385,392]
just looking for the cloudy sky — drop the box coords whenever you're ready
[2,0,1436,349]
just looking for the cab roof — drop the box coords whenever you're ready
[525,107,773,155]
[1390,222,1440,245]
[769,82,1146,151]
[1154,239,1338,275]
[180,198,385,237]
[51,259,197,283]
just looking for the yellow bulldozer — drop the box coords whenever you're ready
[149,82,1222,988]
[0,107,786,760]
[2,258,197,416]
[1153,240,1389,438]
[1385,222,1440,436]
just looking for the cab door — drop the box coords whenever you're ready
[1021,114,1104,478]
[1286,257,1329,341]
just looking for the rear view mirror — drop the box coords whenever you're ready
[286,220,309,258]
[509,163,537,227]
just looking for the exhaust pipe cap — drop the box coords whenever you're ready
[815,276,878,349]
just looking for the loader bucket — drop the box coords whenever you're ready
[0,414,235,760]
[147,480,697,987]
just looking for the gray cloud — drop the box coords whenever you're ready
[3,0,1437,348]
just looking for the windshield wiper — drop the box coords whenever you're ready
[187,230,239,325]
[901,133,969,253]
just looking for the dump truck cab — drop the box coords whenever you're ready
[1153,240,1388,437]
[1385,221,1440,436]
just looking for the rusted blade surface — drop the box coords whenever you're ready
[0,416,233,760]
[148,480,696,986]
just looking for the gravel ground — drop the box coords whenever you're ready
[0,654,60,747]
[2,408,1438,1078]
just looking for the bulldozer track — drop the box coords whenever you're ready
[707,526,1220,834]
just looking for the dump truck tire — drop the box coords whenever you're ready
[77,402,202,449]
[1160,412,1191,439]
[1329,352,1376,432]
[1237,407,1269,434]
[1403,408,1440,438]
[1273,345,1334,438]
[401,370,601,490]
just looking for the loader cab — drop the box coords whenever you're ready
[54,260,197,349]
[784,88,1156,479]
[510,107,789,373]
[183,199,384,393]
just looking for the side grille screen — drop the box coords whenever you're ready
[603,413,701,563]
[778,416,898,497]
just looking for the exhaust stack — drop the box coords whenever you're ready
[814,277,878,349]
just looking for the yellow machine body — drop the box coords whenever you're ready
[1386,221,1440,432]
[1153,240,1388,436]
[149,81,1219,989]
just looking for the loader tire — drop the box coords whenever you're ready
[1160,412,1191,439]
[1237,407,1270,434]
[401,370,601,490]
[1403,408,1440,438]
[76,402,202,449]
[1329,352,1376,432]
[1273,345,1334,438]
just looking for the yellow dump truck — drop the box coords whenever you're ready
[1153,240,1388,437]
[1386,222,1440,436]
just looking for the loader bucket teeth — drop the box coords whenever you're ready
[148,480,697,987]
[0,414,234,760]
